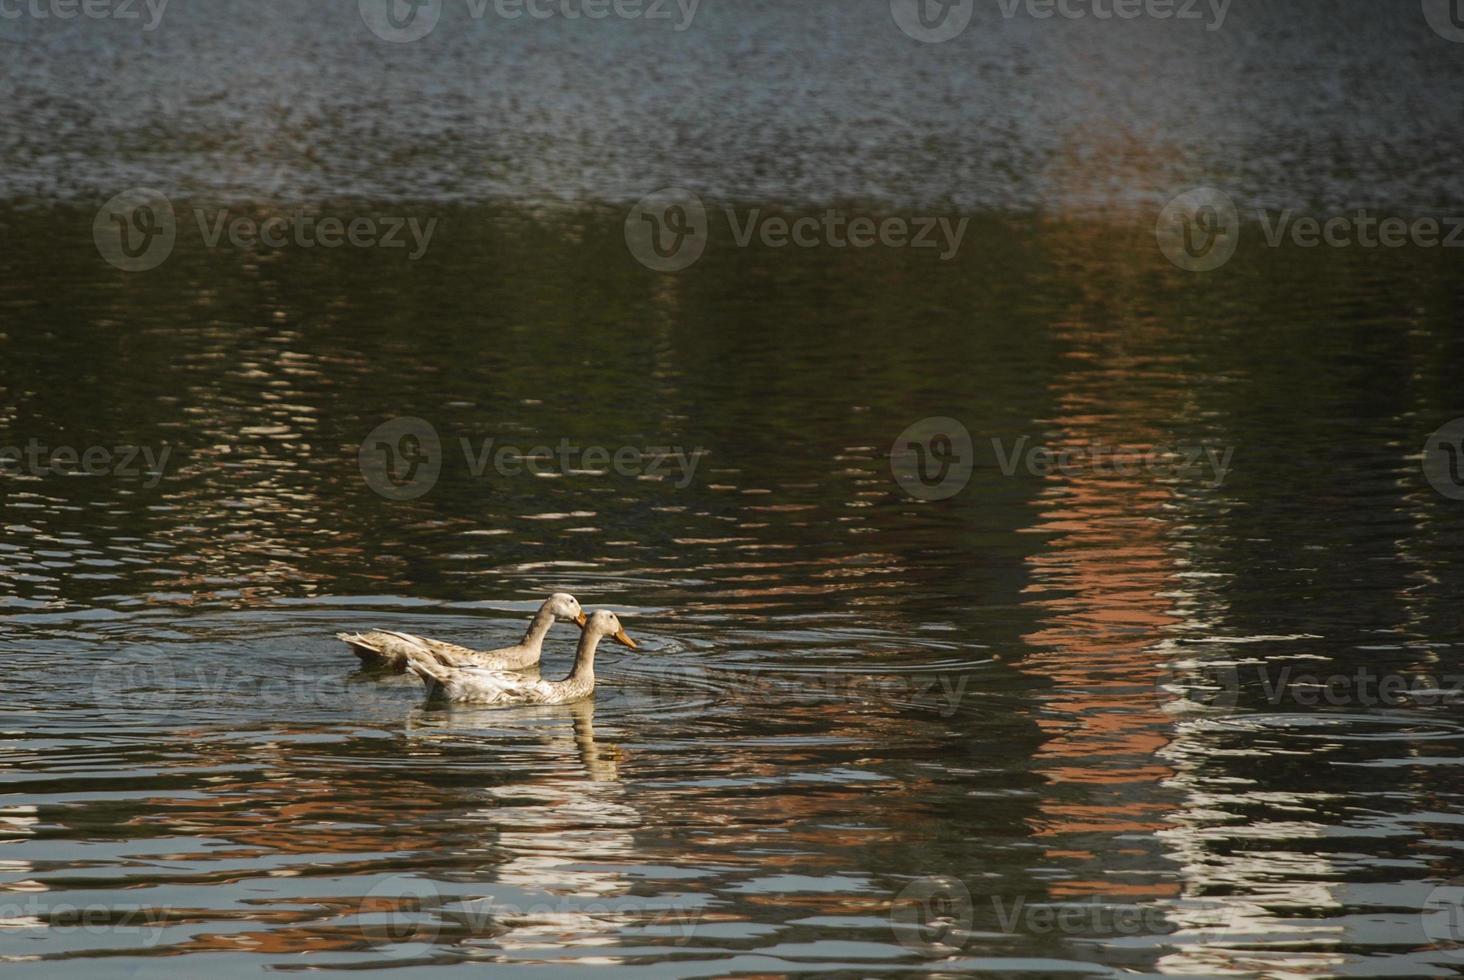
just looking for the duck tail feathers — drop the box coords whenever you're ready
[401,644,451,686]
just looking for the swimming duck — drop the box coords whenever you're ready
[337,592,586,672]
[401,609,637,705]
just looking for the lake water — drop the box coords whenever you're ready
[4,1,1464,976]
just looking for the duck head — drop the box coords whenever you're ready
[546,592,588,628]
[585,609,637,649]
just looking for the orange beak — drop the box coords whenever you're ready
[613,628,637,650]
[574,611,588,628]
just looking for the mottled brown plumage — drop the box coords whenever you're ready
[403,610,637,706]
[337,593,585,672]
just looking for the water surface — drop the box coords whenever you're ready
[4,2,1464,977]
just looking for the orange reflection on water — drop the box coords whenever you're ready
[1014,227,1195,902]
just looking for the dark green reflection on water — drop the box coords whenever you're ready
[1,200,1464,974]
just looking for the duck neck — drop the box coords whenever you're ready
[566,629,603,686]
[520,602,557,651]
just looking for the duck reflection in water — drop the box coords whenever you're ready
[399,700,694,954]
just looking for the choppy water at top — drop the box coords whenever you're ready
[1,0,1463,210]
[4,1,1464,977]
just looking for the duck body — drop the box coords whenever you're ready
[403,609,636,706]
[338,593,584,672]
[336,629,545,672]
[408,660,596,706]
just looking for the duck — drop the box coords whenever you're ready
[337,592,586,672]
[401,609,637,705]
